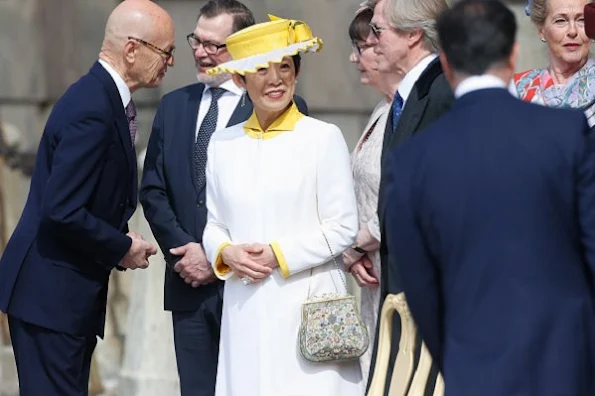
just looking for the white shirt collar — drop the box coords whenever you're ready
[454,75,507,98]
[98,59,131,109]
[397,53,438,102]
[204,78,244,96]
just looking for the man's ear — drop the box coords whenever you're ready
[408,28,424,48]
[124,39,137,64]
[232,73,246,89]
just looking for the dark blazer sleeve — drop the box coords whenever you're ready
[294,95,309,115]
[140,100,195,253]
[40,111,132,271]
[577,116,595,288]
[383,146,443,365]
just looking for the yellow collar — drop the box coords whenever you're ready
[244,102,304,139]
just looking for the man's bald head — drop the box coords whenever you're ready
[99,0,175,92]
[103,0,174,52]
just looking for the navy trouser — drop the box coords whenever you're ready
[172,286,223,396]
[9,316,97,396]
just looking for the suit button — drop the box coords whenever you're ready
[119,203,125,208]
[197,200,204,208]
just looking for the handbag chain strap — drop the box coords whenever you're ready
[306,230,349,299]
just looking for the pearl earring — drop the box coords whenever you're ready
[540,37,546,42]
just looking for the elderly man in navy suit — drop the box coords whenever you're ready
[0,1,174,394]
[383,0,595,394]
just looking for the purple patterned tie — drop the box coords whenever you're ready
[125,100,137,146]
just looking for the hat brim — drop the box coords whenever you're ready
[207,38,322,76]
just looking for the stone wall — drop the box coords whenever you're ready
[0,1,547,395]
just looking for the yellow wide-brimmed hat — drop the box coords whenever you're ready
[207,15,323,76]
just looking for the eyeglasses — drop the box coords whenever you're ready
[186,33,227,55]
[369,23,387,39]
[128,37,175,62]
[351,41,374,56]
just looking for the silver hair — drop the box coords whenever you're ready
[384,0,449,52]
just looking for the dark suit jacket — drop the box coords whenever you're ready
[383,88,595,395]
[0,62,136,337]
[139,82,308,312]
[369,57,454,394]
[379,58,454,296]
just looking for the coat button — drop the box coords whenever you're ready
[197,200,204,207]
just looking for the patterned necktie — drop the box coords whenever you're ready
[125,100,137,146]
[391,91,404,134]
[193,87,226,188]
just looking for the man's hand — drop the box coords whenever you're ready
[120,234,158,270]
[169,242,215,288]
[221,244,273,284]
[350,255,379,287]
[127,231,145,241]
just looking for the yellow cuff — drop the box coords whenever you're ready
[214,242,233,278]
[270,241,290,279]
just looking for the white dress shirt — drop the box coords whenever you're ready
[98,59,131,109]
[454,74,507,99]
[397,53,438,103]
[195,79,244,139]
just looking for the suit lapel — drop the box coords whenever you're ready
[90,62,137,207]
[227,95,253,127]
[389,59,443,150]
[393,89,428,147]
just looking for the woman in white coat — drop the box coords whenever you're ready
[202,15,364,396]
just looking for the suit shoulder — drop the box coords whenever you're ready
[516,98,586,129]
[428,73,455,105]
[160,82,204,103]
[50,74,114,123]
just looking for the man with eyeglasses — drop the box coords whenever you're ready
[140,1,307,395]
[0,1,173,395]
[365,0,454,393]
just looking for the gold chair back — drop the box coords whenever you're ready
[367,292,444,396]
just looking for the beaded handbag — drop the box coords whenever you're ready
[298,231,369,363]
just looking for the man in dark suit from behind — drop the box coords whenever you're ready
[384,0,595,394]
[140,1,307,395]
[0,1,174,394]
[364,0,453,390]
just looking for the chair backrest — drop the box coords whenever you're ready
[367,292,444,396]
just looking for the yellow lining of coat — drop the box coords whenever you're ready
[270,241,290,278]
[214,242,233,279]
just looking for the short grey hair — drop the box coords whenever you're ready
[384,0,449,52]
